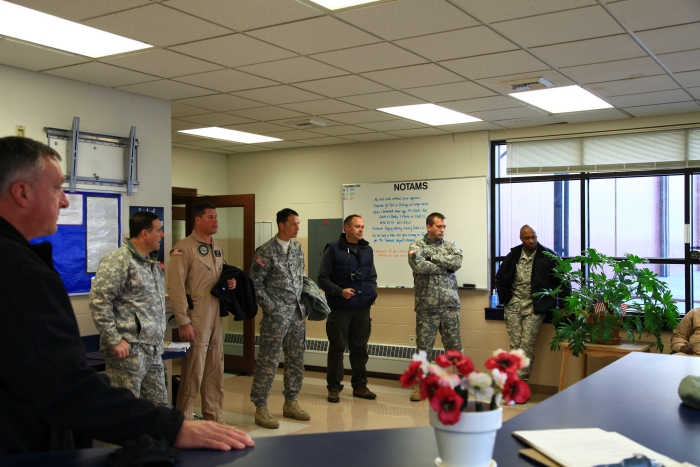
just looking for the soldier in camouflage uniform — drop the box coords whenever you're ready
[90,211,169,406]
[495,225,567,384]
[408,212,463,401]
[249,208,309,429]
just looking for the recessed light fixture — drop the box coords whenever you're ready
[377,104,482,126]
[0,0,151,58]
[509,85,613,113]
[308,0,381,10]
[178,127,282,144]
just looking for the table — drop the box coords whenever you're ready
[558,340,653,391]
[6,353,700,467]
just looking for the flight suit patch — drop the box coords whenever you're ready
[198,244,209,256]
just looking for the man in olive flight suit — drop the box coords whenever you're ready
[90,211,168,406]
[408,212,463,401]
[249,208,309,429]
[168,202,235,422]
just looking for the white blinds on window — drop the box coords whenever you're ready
[507,128,700,174]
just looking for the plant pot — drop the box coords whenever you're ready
[429,401,502,467]
[587,314,621,345]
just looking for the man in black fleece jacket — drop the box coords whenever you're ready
[0,136,254,455]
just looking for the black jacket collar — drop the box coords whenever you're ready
[338,233,369,250]
[0,215,55,270]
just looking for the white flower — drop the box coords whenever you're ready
[492,348,507,357]
[412,351,430,372]
[466,371,494,400]
[510,348,531,369]
[491,368,507,389]
[427,363,460,388]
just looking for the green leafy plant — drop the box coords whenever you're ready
[535,248,680,357]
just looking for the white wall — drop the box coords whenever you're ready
[0,63,172,336]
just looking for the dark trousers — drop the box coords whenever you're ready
[326,307,371,392]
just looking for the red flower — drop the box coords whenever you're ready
[430,386,464,425]
[502,377,531,405]
[419,374,441,400]
[485,352,521,374]
[399,360,423,388]
[435,350,465,368]
[456,357,474,377]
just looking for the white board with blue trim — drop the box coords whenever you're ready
[342,177,487,289]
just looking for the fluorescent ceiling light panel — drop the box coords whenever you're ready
[0,0,151,58]
[377,104,482,126]
[179,127,282,144]
[509,85,613,114]
[309,0,381,10]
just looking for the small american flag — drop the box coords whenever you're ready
[593,301,606,313]
[620,303,628,316]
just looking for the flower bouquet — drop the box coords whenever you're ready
[400,348,532,425]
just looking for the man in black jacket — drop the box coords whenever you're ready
[495,225,567,382]
[318,214,378,403]
[0,136,254,455]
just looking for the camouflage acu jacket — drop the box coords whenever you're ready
[250,237,306,318]
[89,239,166,353]
[408,234,463,311]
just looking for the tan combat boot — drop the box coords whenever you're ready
[410,385,422,402]
[254,406,279,429]
[283,400,311,421]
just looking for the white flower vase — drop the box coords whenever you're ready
[429,401,502,467]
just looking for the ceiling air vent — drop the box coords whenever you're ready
[286,119,327,129]
[502,77,553,92]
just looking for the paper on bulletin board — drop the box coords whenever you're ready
[86,196,119,273]
[58,194,83,225]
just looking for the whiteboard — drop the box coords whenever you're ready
[342,177,487,289]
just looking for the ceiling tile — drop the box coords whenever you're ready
[0,39,88,71]
[171,131,202,143]
[675,70,700,88]
[361,64,463,89]
[440,96,524,113]
[583,74,681,97]
[302,136,354,146]
[395,26,518,62]
[342,132,401,142]
[636,23,700,55]
[175,94,265,112]
[606,89,694,107]
[553,108,629,123]
[491,5,624,48]
[403,81,497,102]
[169,34,296,68]
[687,87,700,99]
[308,125,369,136]
[171,102,211,118]
[355,120,427,131]
[227,145,272,153]
[222,122,289,134]
[262,129,326,140]
[174,69,277,92]
[237,57,347,84]
[248,16,379,55]
[311,42,427,74]
[231,85,324,105]
[293,75,391,98]
[256,140,312,149]
[468,106,549,121]
[322,110,397,124]
[621,100,700,117]
[83,4,231,47]
[490,116,563,128]
[117,80,216,100]
[561,57,667,84]
[658,49,700,73]
[338,91,425,109]
[530,35,647,69]
[268,116,341,129]
[474,70,575,94]
[449,0,596,23]
[441,50,550,80]
[336,0,479,40]
[44,62,155,88]
[102,49,222,78]
[165,0,321,31]
[228,106,310,121]
[184,138,243,149]
[606,0,700,31]
[387,128,450,137]
[8,0,151,21]
[171,119,207,131]
[434,121,505,132]
[177,112,254,126]
[281,99,365,115]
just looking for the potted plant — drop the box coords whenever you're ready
[536,248,680,357]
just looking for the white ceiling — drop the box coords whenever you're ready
[1,0,699,153]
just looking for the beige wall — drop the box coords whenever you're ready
[0,63,172,338]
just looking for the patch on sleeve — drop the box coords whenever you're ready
[255,256,267,267]
[253,265,260,272]
[171,249,183,256]
[409,249,417,255]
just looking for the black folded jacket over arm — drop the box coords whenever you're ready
[210,264,258,320]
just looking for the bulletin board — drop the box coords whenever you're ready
[31,192,121,295]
